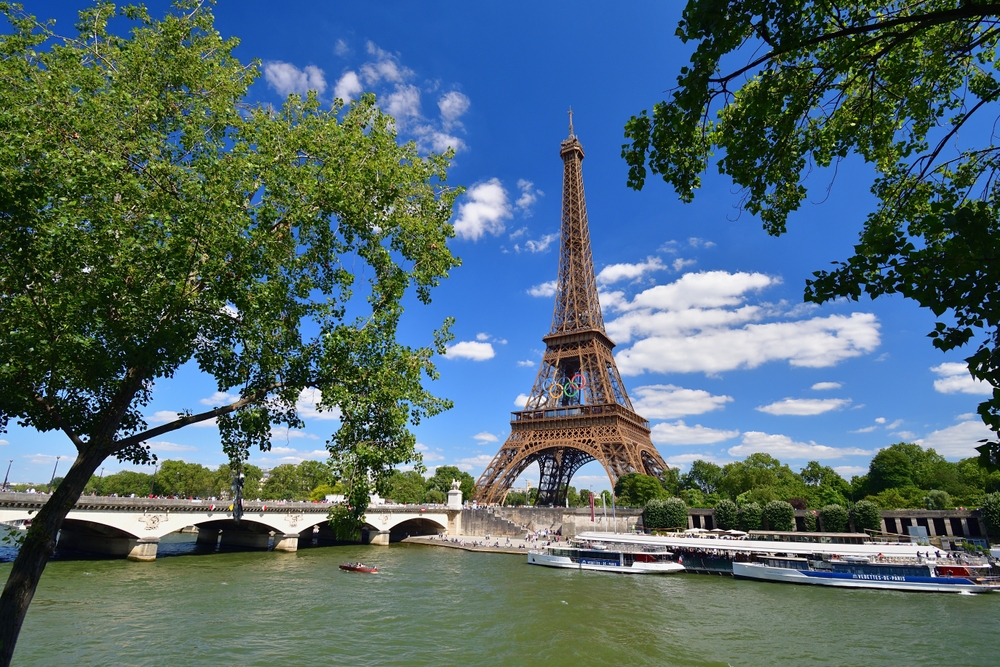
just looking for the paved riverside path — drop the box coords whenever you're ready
[402,534,560,555]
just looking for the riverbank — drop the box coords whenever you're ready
[403,534,541,555]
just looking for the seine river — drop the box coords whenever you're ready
[1,537,996,666]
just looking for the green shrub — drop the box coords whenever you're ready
[664,497,689,530]
[852,499,881,532]
[714,499,738,530]
[738,502,762,531]
[924,489,950,510]
[644,498,668,530]
[820,504,849,532]
[762,500,794,531]
[982,492,1000,538]
[803,510,818,532]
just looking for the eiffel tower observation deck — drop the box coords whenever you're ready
[474,117,668,506]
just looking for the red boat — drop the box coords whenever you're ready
[339,562,378,574]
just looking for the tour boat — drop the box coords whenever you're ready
[339,562,378,574]
[528,544,684,574]
[732,555,1000,593]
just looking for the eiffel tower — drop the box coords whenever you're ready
[474,117,667,506]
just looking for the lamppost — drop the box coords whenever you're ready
[97,467,105,496]
[49,456,62,488]
[2,459,12,492]
[149,463,159,497]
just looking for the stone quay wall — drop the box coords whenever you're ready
[462,506,990,541]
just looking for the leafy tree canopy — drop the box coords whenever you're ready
[615,473,667,506]
[0,1,460,660]
[425,465,475,502]
[623,0,1000,467]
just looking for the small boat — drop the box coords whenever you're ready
[528,544,684,574]
[733,555,1000,594]
[339,562,378,574]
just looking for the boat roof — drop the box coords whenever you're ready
[575,532,931,558]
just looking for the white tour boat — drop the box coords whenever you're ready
[733,555,1000,594]
[528,544,684,574]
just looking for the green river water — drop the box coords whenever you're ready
[1,538,997,666]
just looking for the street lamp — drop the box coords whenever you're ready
[2,459,12,492]
[49,456,62,488]
[97,467,105,496]
[149,463,159,497]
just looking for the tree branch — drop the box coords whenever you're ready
[31,394,86,451]
[709,4,1000,85]
[114,382,288,449]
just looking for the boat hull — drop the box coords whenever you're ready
[527,551,684,574]
[732,562,997,594]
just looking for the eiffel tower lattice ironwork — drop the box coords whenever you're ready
[474,121,668,506]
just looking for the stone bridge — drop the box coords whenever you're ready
[0,493,461,561]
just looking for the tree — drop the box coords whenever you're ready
[852,499,882,533]
[981,492,1000,538]
[214,463,263,499]
[615,473,667,506]
[738,501,762,532]
[713,498,738,530]
[262,464,303,501]
[99,470,152,497]
[296,461,336,496]
[925,489,951,510]
[682,460,723,495]
[644,497,688,531]
[424,466,474,502]
[867,449,914,494]
[153,460,214,498]
[622,0,1000,467]
[820,504,849,533]
[386,470,426,505]
[762,500,794,532]
[0,3,459,661]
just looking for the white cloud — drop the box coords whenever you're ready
[385,84,422,119]
[445,341,495,361]
[956,412,977,421]
[438,91,470,129]
[509,226,528,240]
[452,178,511,240]
[271,426,318,441]
[596,257,666,285]
[522,233,558,253]
[756,398,851,416]
[415,128,466,153]
[360,42,411,83]
[26,453,73,465]
[887,419,904,430]
[333,71,363,102]
[811,382,842,391]
[894,430,917,440]
[515,179,543,213]
[0,439,7,446]
[631,384,733,419]
[200,391,239,406]
[650,421,740,445]
[916,419,994,458]
[517,359,536,368]
[296,388,342,421]
[263,61,327,97]
[604,270,880,376]
[833,466,867,479]
[688,237,715,248]
[931,362,993,395]
[476,332,490,341]
[875,417,887,424]
[528,280,557,298]
[334,39,350,56]
[458,454,495,469]
[147,441,197,453]
[727,431,871,459]
[663,453,731,472]
[473,431,499,443]
[148,411,216,428]
[672,258,696,272]
[850,425,878,433]
[514,393,530,408]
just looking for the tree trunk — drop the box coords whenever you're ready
[0,449,103,667]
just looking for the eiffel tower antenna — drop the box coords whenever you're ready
[474,123,667,506]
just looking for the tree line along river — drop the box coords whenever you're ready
[0,536,996,666]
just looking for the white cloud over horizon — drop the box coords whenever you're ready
[528,280,557,298]
[597,256,667,285]
[445,341,496,361]
[756,398,852,416]
[605,271,880,376]
[650,421,740,445]
[631,384,733,419]
[728,431,871,459]
[811,382,842,391]
[916,419,993,458]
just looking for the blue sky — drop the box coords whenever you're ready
[4,1,994,490]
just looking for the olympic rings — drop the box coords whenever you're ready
[542,372,587,399]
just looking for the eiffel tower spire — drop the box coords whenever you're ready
[474,121,667,506]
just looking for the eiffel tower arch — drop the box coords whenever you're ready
[474,118,667,506]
